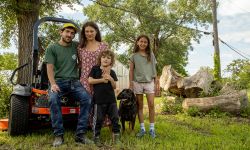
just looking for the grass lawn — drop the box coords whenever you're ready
[0,95,250,149]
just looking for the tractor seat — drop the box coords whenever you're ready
[40,62,48,90]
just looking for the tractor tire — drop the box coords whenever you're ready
[8,95,29,136]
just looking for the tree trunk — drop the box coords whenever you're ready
[178,69,214,98]
[159,65,213,98]
[16,0,40,84]
[159,65,184,96]
[182,90,249,113]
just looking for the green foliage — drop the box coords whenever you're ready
[186,107,231,118]
[116,53,130,68]
[0,0,81,48]
[213,52,221,81]
[0,75,12,118]
[161,92,184,114]
[0,53,18,70]
[224,59,250,89]
[199,80,222,97]
[83,0,212,74]
[207,108,231,118]
[186,106,202,117]
[240,106,250,118]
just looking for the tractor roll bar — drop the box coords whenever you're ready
[32,17,80,76]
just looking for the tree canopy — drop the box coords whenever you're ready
[0,53,18,70]
[83,0,212,75]
[0,0,81,84]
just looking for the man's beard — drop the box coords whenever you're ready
[62,37,72,44]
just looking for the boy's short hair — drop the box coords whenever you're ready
[61,23,78,33]
[97,50,115,66]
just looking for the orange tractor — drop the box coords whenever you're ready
[3,17,81,136]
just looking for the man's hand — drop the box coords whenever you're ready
[51,84,60,93]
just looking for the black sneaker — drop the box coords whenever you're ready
[53,135,64,147]
[75,134,94,144]
[94,136,102,147]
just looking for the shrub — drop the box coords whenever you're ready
[0,75,12,118]
[161,92,184,114]
[186,106,203,117]
[240,106,250,118]
[207,107,231,118]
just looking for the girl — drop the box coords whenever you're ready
[129,35,157,138]
[88,50,121,146]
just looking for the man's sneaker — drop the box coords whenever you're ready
[94,136,102,147]
[149,129,156,138]
[136,129,146,138]
[75,134,94,144]
[114,133,122,145]
[53,135,64,147]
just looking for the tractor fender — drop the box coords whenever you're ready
[11,84,32,96]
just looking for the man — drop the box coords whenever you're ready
[44,23,93,147]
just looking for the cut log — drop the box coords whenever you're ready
[159,65,184,95]
[160,65,214,98]
[179,68,214,98]
[182,90,249,113]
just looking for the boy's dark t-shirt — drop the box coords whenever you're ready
[89,65,118,104]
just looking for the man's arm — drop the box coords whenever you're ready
[47,64,60,92]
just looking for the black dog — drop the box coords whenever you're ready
[117,89,137,132]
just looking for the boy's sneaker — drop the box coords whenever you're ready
[94,136,102,147]
[136,129,146,138]
[75,134,94,144]
[53,135,64,147]
[149,129,156,138]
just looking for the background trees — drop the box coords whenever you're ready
[0,0,81,84]
[84,0,212,75]
[225,59,250,89]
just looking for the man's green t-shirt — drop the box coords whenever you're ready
[44,41,79,81]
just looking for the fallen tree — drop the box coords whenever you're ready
[182,90,249,113]
[160,65,249,113]
[159,65,213,98]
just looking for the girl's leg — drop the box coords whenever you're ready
[136,94,146,137]
[146,93,155,123]
[146,93,156,138]
[137,94,144,124]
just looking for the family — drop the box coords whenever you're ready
[44,21,157,147]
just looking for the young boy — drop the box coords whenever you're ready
[88,50,121,146]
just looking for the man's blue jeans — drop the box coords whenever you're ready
[48,79,91,136]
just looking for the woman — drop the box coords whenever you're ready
[78,21,109,94]
[78,21,111,127]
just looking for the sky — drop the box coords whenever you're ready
[186,0,250,76]
[1,0,250,76]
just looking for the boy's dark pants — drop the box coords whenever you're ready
[93,103,120,137]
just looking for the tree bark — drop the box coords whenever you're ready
[160,65,213,98]
[16,0,40,84]
[159,65,184,95]
[182,90,249,113]
[178,69,214,98]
